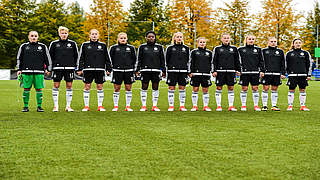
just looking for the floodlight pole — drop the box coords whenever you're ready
[194,22,197,49]
[107,22,110,48]
[239,23,242,46]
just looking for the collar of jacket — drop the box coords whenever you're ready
[268,46,277,50]
[293,48,301,51]
[198,47,206,50]
[29,42,38,45]
[90,40,99,43]
[59,38,68,42]
[246,44,254,48]
[118,43,127,46]
[174,43,183,46]
[222,43,230,47]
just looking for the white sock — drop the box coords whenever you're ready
[168,90,175,107]
[52,88,59,107]
[299,91,306,106]
[215,90,222,107]
[66,88,73,107]
[228,90,234,107]
[125,91,132,106]
[141,89,147,106]
[113,91,120,107]
[288,91,294,106]
[97,90,104,107]
[192,91,198,106]
[262,90,268,107]
[271,91,278,107]
[240,91,247,106]
[252,90,260,106]
[152,90,159,107]
[203,92,209,107]
[83,90,90,107]
[179,90,186,107]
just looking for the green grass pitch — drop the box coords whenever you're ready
[0,80,319,179]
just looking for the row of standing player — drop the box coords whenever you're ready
[16,27,312,112]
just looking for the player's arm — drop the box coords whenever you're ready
[44,45,52,75]
[105,44,112,74]
[16,44,25,75]
[77,43,85,75]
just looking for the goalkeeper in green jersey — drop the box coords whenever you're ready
[16,31,52,112]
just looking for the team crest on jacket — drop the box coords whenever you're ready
[144,47,148,50]
[242,49,246,52]
[265,50,269,54]
[275,51,279,54]
[182,47,186,52]
[229,48,233,52]
[205,52,210,56]
[291,53,295,56]
[220,49,224,52]
[87,45,92,49]
[126,47,131,52]
[67,43,72,47]
[154,47,158,51]
[38,46,42,50]
[196,52,200,55]
[56,44,61,48]
[300,52,304,56]
[253,49,257,53]
[98,45,102,49]
[25,46,30,50]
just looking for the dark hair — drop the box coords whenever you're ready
[291,38,302,49]
[146,31,156,37]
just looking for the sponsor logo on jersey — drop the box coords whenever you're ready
[56,44,61,48]
[25,46,30,50]
[116,47,120,51]
[87,45,92,49]
[172,47,176,51]
[205,52,210,56]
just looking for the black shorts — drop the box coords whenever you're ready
[166,72,188,86]
[287,76,308,90]
[141,71,161,83]
[215,72,237,86]
[190,75,212,87]
[52,70,74,82]
[261,75,282,86]
[83,70,105,84]
[111,71,135,85]
[239,74,260,86]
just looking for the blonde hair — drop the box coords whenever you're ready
[196,37,207,43]
[117,32,127,39]
[220,32,230,39]
[171,32,184,45]
[291,38,303,50]
[244,34,256,45]
[89,29,99,35]
[58,26,69,33]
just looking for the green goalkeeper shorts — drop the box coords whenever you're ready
[22,74,44,89]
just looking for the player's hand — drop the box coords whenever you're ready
[162,71,166,78]
[106,71,111,76]
[260,72,264,78]
[135,71,140,76]
[46,70,51,76]
[236,71,241,76]
[212,72,217,77]
[17,71,22,76]
[280,75,286,79]
[307,77,311,81]
[188,73,193,78]
[77,71,83,76]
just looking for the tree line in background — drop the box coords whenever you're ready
[0,0,319,69]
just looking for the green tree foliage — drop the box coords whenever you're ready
[0,0,36,68]
[127,0,171,48]
[0,0,86,68]
[301,1,320,60]
[216,0,251,47]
